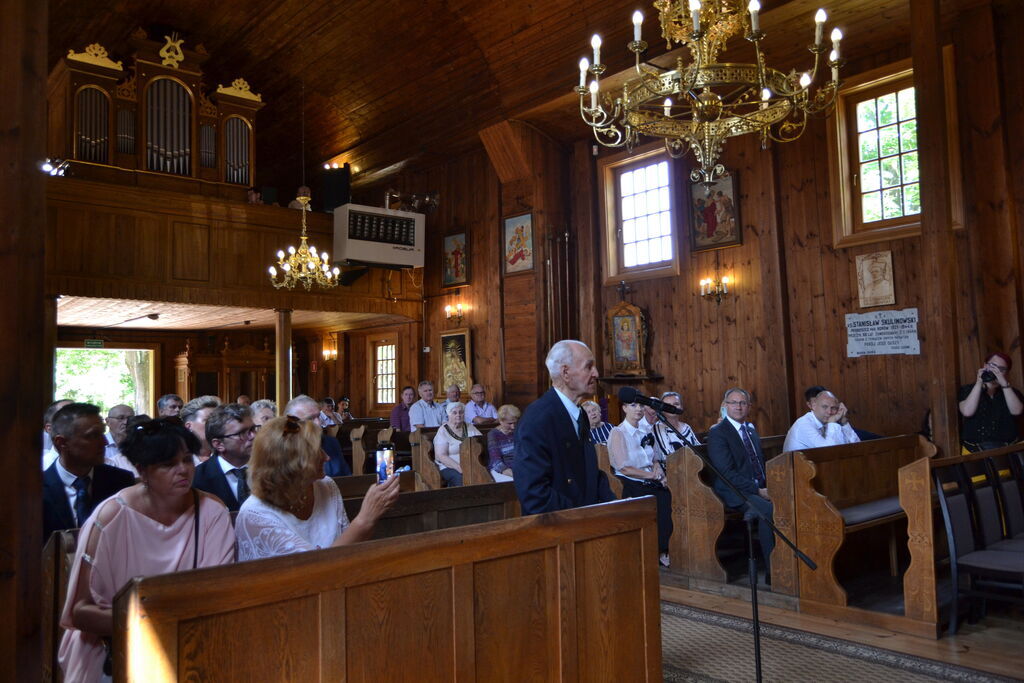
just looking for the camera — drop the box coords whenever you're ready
[981,370,996,383]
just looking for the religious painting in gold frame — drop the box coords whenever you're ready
[439,328,472,392]
[606,300,648,376]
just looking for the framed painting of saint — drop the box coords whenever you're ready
[605,300,648,376]
[503,213,534,274]
[443,232,469,287]
[439,328,472,392]
[690,173,742,252]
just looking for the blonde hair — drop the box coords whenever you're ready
[249,416,323,511]
[497,404,521,421]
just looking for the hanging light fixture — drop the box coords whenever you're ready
[576,1,844,184]
[268,83,340,290]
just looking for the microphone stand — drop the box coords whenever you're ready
[652,409,816,683]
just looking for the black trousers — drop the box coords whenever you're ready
[619,477,673,553]
[441,468,463,487]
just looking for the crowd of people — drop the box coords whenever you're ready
[43,347,1021,680]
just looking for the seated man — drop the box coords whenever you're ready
[440,385,463,415]
[783,388,861,452]
[103,404,138,476]
[409,381,446,432]
[156,393,184,417]
[42,398,72,470]
[43,403,135,541]
[706,387,775,580]
[193,403,256,512]
[390,386,416,431]
[465,384,499,427]
[284,394,352,476]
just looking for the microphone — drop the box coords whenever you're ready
[617,386,683,415]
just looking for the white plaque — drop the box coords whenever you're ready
[846,308,920,358]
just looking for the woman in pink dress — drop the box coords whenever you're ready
[59,418,235,682]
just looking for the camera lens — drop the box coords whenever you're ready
[981,370,996,382]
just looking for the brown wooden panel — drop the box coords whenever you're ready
[171,221,211,282]
[178,596,321,680]
[473,550,554,682]
[767,452,798,596]
[345,570,454,682]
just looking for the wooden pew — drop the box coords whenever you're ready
[460,435,492,486]
[42,529,78,683]
[114,498,663,682]
[376,427,413,469]
[410,427,440,490]
[790,435,936,629]
[332,471,416,499]
[899,442,1024,636]
[595,443,624,498]
[335,418,389,472]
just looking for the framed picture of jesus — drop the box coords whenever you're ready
[502,213,534,274]
[442,232,469,287]
[689,173,742,252]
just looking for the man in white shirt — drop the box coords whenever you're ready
[783,389,861,452]
[409,381,446,432]
[440,384,463,416]
[464,384,499,427]
[104,404,138,476]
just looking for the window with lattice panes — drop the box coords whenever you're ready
[854,82,919,225]
[373,341,396,407]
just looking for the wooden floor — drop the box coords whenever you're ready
[660,582,1024,680]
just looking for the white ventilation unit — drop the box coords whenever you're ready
[332,203,424,268]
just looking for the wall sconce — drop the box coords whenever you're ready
[321,334,338,361]
[699,276,731,305]
[444,303,465,324]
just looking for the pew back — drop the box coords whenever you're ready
[410,427,441,490]
[460,435,492,486]
[42,529,78,683]
[114,498,662,682]
[594,443,624,499]
[332,471,415,499]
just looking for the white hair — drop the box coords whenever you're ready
[445,401,465,417]
[284,394,319,415]
[545,340,590,378]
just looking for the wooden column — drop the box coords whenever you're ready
[910,0,960,456]
[275,309,293,410]
[0,0,47,677]
[44,295,58,399]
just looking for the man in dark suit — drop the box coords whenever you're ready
[193,403,256,512]
[43,403,135,542]
[706,387,775,576]
[284,395,352,477]
[514,340,616,514]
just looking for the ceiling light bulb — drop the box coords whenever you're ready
[799,72,812,88]
[831,27,843,42]
[323,163,330,170]
[761,87,771,101]
[41,161,53,172]
[282,263,291,272]
[288,246,296,254]
[269,266,277,276]
[277,249,285,259]
[815,9,827,24]
[332,267,340,275]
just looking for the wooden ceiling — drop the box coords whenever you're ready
[56,296,406,332]
[48,0,969,191]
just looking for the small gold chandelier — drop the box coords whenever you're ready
[576,0,845,184]
[268,192,340,290]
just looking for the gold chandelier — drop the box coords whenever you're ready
[576,0,844,183]
[268,193,341,290]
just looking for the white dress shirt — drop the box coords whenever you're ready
[783,411,861,452]
[553,387,585,438]
[217,455,248,501]
[42,446,60,470]
[409,399,447,432]
[55,458,93,525]
[465,401,498,423]
[104,432,139,477]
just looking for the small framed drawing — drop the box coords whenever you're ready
[503,212,534,274]
[442,232,469,287]
[856,250,895,308]
[690,173,742,252]
[439,328,472,392]
[605,299,648,376]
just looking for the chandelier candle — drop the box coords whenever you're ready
[748,0,760,34]
[815,9,827,46]
[633,11,643,41]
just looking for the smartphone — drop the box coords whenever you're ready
[376,445,395,483]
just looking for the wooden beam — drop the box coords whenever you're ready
[275,309,293,408]
[910,0,960,456]
[0,0,46,678]
[478,121,532,184]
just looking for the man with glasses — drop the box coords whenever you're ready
[104,404,137,475]
[465,384,499,428]
[193,403,257,512]
[706,387,775,583]
[958,352,1024,452]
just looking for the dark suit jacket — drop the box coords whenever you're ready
[43,462,135,542]
[706,420,767,509]
[192,456,242,512]
[322,434,352,477]
[513,388,616,515]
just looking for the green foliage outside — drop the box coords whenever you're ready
[54,348,151,415]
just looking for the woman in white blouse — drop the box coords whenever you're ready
[608,399,673,567]
[432,402,482,487]
[236,415,400,561]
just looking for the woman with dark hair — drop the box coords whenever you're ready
[59,417,235,681]
[958,352,1024,452]
[235,416,400,560]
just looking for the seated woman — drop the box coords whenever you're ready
[432,402,482,487]
[236,416,400,561]
[650,391,701,459]
[608,400,673,568]
[582,400,614,445]
[251,399,277,426]
[486,404,520,482]
[59,418,235,681]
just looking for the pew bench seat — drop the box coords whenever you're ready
[840,495,904,530]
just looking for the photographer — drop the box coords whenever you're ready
[958,352,1024,452]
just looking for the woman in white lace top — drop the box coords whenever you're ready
[236,415,400,561]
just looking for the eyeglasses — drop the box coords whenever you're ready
[222,425,258,440]
[724,400,750,406]
[987,361,1009,373]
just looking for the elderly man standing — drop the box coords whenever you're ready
[409,381,446,432]
[514,340,616,514]
[783,388,861,452]
[465,384,499,427]
[707,387,774,581]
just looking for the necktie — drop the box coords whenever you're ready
[232,467,250,505]
[739,424,766,488]
[72,475,91,526]
[576,409,589,442]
